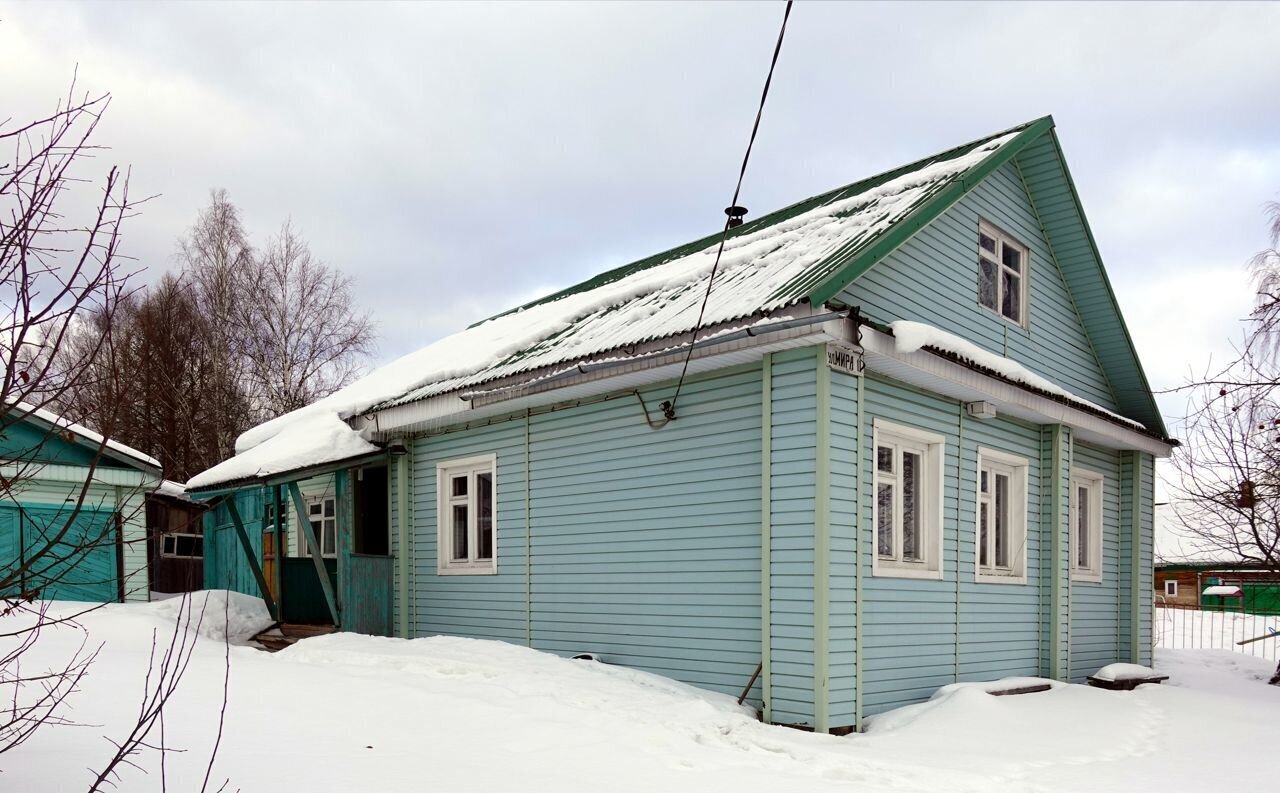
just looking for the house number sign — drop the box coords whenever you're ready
[826,341,864,376]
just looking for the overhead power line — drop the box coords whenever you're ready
[662,0,795,421]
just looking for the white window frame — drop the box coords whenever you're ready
[871,420,945,580]
[161,533,204,559]
[436,454,498,575]
[1163,579,1178,598]
[978,220,1030,327]
[299,495,338,560]
[1070,469,1104,583]
[974,448,1029,585]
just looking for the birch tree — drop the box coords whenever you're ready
[241,219,374,418]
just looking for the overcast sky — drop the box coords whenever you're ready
[7,2,1279,549]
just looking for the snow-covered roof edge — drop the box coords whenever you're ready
[8,401,161,470]
[887,321,1170,440]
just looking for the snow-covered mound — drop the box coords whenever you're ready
[141,590,272,643]
[1093,662,1158,682]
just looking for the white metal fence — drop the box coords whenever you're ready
[1154,606,1280,661]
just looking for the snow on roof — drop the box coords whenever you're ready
[187,411,379,490]
[888,320,1145,429]
[11,401,160,469]
[1202,585,1244,597]
[189,126,1027,490]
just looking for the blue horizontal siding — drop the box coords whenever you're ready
[1069,442,1123,682]
[411,367,764,699]
[767,349,817,725]
[839,159,1118,410]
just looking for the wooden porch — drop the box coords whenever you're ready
[213,461,395,641]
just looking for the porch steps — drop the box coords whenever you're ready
[252,623,337,653]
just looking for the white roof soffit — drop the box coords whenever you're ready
[847,324,1174,458]
[358,316,1171,457]
[359,308,845,437]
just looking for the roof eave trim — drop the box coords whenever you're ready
[1041,127,1168,439]
[849,322,1176,457]
[185,449,390,496]
[805,115,1056,307]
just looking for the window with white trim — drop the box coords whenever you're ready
[1163,579,1178,598]
[1070,470,1104,582]
[978,221,1029,326]
[872,421,944,579]
[976,448,1029,584]
[437,455,497,574]
[161,533,203,559]
[299,495,337,559]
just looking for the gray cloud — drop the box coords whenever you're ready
[6,0,1278,418]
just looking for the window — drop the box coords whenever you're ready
[978,221,1029,326]
[161,533,203,559]
[872,421,944,579]
[437,454,497,575]
[1163,579,1178,598]
[976,448,1029,584]
[1070,470,1104,582]
[299,496,337,559]
[264,502,287,533]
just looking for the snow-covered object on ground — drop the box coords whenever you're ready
[11,400,160,468]
[189,130,1022,489]
[888,320,1145,428]
[6,600,1280,793]
[1202,584,1243,597]
[1093,663,1159,682]
[142,590,273,643]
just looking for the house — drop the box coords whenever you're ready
[1,404,161,603]
[146,480,209,595]
[1156,560,1280,613]
[187,116,1175,732]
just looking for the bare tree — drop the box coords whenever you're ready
[0,80,236,788]
[1247,201,1280,361]
[1171,375,1280,569]
[1171,200,1280,683]
[57,274,244,481]
[241,219,374,418]
[177,190,255,461]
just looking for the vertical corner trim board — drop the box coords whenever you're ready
[814,344,832,734]
[853,364,864,730]
[396,454,411,639]
[1046,424,1072,681]
[760,352,773,724]
[1129,452,1143,663]
[524,409,533,648]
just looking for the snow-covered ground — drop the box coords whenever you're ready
[4,594,1278,792]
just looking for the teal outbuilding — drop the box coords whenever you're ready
[190,117,1174,731]
[1,404,161,603]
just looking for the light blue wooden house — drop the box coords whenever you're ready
[189,117,1174,731]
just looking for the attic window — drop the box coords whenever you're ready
[978,221,1029,326]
